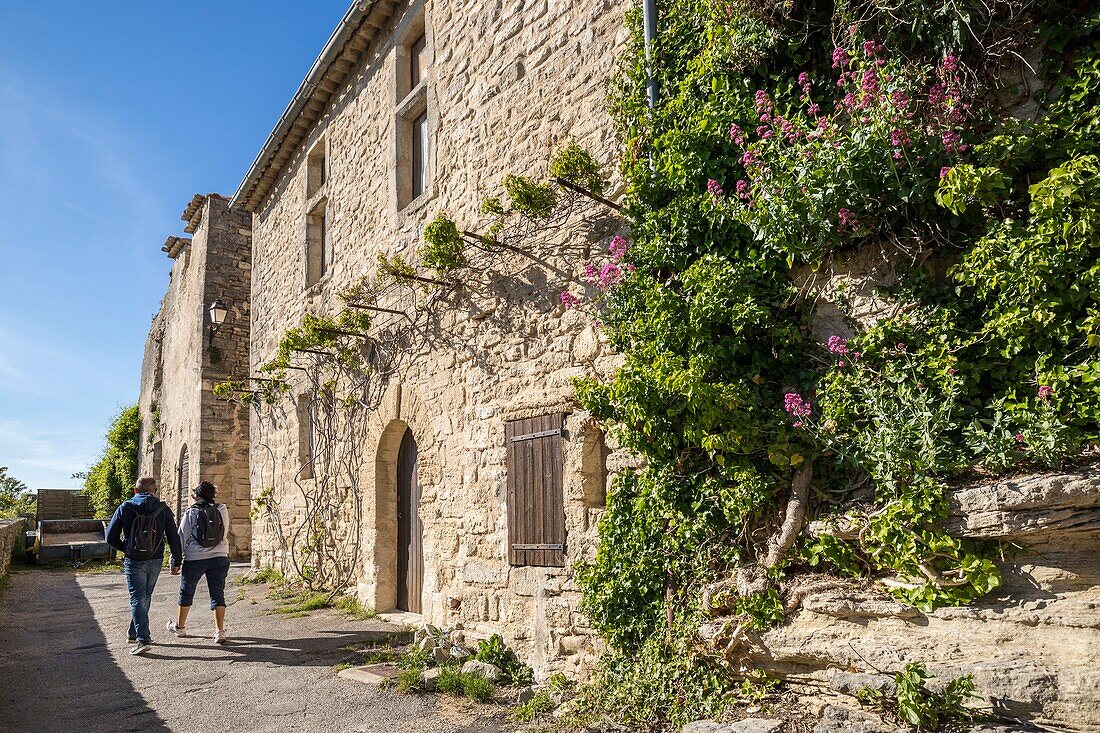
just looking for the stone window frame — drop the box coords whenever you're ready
[392,6,437,217]
[304,136,331,291]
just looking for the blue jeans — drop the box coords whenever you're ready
[123,557,163,643]
[178,556,231,610]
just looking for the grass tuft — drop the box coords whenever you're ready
[239,566,284,585]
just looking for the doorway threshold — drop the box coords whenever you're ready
[377,609,424,626]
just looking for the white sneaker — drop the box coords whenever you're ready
[166,620,188,637]
[213,629,228,645]
[130,642,152,656]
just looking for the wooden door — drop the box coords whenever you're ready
[396,429,423,613]
[506,414,566,567]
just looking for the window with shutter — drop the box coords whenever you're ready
[506,413,566,567]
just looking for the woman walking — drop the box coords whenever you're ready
[167,481,232,643]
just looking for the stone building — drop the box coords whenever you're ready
[137,194,253,559]
[230,0,627,676]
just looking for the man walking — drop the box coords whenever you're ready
[105,477,182,655]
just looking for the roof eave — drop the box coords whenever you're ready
[230,0,399,213]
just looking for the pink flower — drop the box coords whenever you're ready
[831,47,850,69]
[940,166,952,179]
[1015,433,1026,443]
[797,72,812,95]
[707,179,724,197]
[729,123,747,145]
[735,179,751,201]
[754,90,774,113]
[948,368,957,375]
[861,68,880,98]
[597,262,622,290]
[891,90,910,110]
[890,128,911,149]
[827,335,849,355]
[929,82,947,107]
[895,342,907,352]
[941,130,962,154]
[807,103,821,116]
[609,235,629,261]
[862,39,884,57]
[740,149,761,168]
[560,291,581,309]
[784,392,812,417]
[852,352,861,360]
[837,360,847,368]
[942,54,959,73]
[756,125,773,139]
[837,208,860,232]
[793,421,804,429]
[1038,385,1053,400]
[583,262,598,283]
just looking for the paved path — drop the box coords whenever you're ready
[0,564,506,733]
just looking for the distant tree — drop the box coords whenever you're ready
[0,467,35,518]
[82,405,141,518]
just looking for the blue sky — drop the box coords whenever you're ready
[0,1,350,488]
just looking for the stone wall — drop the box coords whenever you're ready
[243,0,626,677]
[744,463,1100,733]
[0,518,23,583]
[138,195,252,559]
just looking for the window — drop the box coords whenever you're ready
[411,111,429,200]
[580,427,609,508]
[307,139,327,198]
[151,440,163,484]
[177,445,189,517]
[505,413,566,567]
[396,19,431,209]
[297,393,314,479]
[305,200,328,287]
[409,32,426,90]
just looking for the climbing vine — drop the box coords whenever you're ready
[215,142,622,592]
[570,0,1100,726]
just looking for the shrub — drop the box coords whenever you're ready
[475,633,533,686]
[81,405,140,517]
[511,690,555,722]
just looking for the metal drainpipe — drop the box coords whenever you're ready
[643,0,658,110]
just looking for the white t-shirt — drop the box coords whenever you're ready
[177,502,230,562]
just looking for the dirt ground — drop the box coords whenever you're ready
[0,562,508,733]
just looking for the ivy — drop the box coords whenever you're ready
[858,662,979,732]
[421,213,467,274]
[573,0,1099,726]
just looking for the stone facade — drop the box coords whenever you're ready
[233,0,627,677]
[137,194,253,559]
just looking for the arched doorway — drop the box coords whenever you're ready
[396,428,423,613]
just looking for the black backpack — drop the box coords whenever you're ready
[127,504,166,560]
[191,503,225,548]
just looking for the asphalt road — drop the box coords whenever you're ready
[0,563,506,733]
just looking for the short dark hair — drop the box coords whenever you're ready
[192,481,217,503]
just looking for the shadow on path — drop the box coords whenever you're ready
[0,568,171,733]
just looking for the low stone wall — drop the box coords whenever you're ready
[0,518,24,581]
[742,462,1100,733]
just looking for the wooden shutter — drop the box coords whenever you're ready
[506,413,566,567]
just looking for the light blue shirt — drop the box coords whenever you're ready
[177,503,230,562]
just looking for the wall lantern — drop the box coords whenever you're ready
[208,299,228,343]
